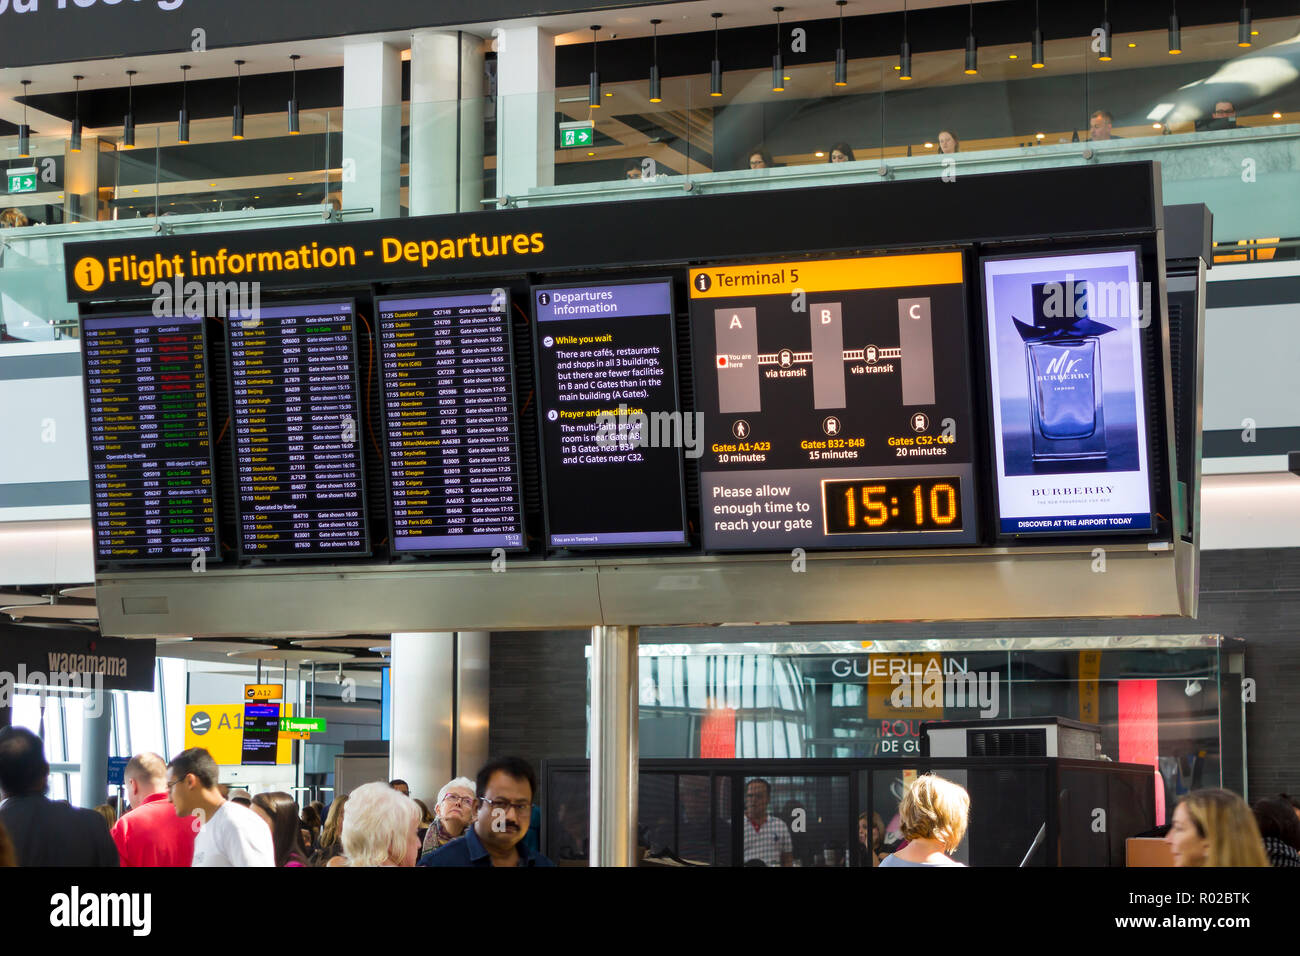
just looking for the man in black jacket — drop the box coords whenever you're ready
[0,726,119,866]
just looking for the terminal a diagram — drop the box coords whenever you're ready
[713,298,937,414]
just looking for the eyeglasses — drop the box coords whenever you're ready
[481,798,531,816]
[441,794,474,808]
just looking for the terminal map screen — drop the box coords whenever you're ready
[376,291,526,552]
[227,301,369,558]
[532,279,688,548]
[689,253,979,551]
[82,313,219,563]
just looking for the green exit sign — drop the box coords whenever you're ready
[279,717,327,733]
[6,168,37,194]
[559,122,595,149]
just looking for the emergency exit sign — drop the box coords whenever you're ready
[558,121,594,148]
[280,716,326,733]
[6,168,36,194]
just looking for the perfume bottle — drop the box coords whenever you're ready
[1013,280,1115,463]
[1027,337,1106,460]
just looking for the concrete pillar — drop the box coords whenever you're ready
[494,24,556,198]
[63,136,98,223]
[455,631,490,776]
[410,31,485,216]
[589,625,638,867]
[80,688,111,810]
[342,40,403,219]
[389,632,455,806]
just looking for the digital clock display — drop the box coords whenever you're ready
[823,477,963,534]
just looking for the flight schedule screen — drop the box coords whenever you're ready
[240,703,281,765]
[82,313,219,563]
[689,253,979,551]
[376,292,526,552]
[227,301,369,558]
[533,279,688,548]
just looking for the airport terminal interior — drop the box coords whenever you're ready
[1,0,1299,876]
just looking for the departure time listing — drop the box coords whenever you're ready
[82,313,218,562]
[377,292,525,552]
[227,301,368,557]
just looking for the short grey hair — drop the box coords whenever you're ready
[342,781,420,867]
[436,776,476,809]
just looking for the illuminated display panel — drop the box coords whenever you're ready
[689,253,979,551]
[532,278,688,548]
[980,248,1153,536]
[376,291,526,553]
[82,313,219,564]
[227,300,370,558]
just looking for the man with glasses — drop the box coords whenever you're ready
[418,757,554,867]
[166,748,274,867]
[420,775,476,855]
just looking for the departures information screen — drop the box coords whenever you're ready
[533,279,688,548]
[227,301,369,558]
[240,703,281,765]
[82,313,219,563]
[689,253,979,551]
[376,292,526,552]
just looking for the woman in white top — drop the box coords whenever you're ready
[879,774,970,867]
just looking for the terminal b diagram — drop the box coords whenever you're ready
[713,297,936,414]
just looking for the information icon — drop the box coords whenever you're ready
[543,336,554,348]
[547,409,559,421]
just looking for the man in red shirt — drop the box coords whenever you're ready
[111,752,197,866]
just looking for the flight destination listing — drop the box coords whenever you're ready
[533,280,688,547]
[83,313,218,562]
[377,292,525,552]
[227,301,369,557]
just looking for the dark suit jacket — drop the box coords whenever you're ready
[0,794,120,866]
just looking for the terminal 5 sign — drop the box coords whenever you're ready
[0,0,667,68]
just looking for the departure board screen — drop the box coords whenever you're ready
[227,301,369,558]
[240,703,281,765]
[82,313,219,564]
[689,253,979,551]
[376,291,526,552]
[532,279,688,548]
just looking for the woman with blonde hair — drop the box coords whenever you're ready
[340,781,421,867]
[1166,789,1269,867]
[879,773,970,867]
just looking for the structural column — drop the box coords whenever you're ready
[390,632,456,806]
[342,40,403,219]
[410,31,485,215]
[80,688,110,810]
[494,24,556,198]
[454,631,490,776]
[589,625,638,867]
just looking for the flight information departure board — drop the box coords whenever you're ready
[376,291,526,552]
[689,253,979,551]
[533,279,688,548]
[82,313,219,563]
[227,301,369,558]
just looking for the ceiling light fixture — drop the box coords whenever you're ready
[18,80,31,158]
[649,18,663,103]
[835,1,849,86]
[288,55,301,134]
[965,0,978,74]
[772,7,786,92]
[1032,0,1045,68]
[232,60,245,138]
[711,13,724,97]
[177,65,191,144]
[1238,3,1253,47]
[589,26,602,107]
[70,75,84,152]
[123,70,136,149]
[1168,1,1181,55]
[1098,1,1112,61]
[898,0,912,80]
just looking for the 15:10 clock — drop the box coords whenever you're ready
[822,477,963,534]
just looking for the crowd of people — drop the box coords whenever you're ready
[2,724,1296,867]
[0,727,552,867]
